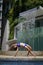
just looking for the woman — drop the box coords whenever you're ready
[9,42,35,56]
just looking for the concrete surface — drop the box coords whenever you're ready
[0,51,43,61]
[0,55,43,61]
[0,51,43,56]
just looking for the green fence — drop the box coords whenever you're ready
[17,27,43,51]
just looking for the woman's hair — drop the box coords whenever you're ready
[10,46,17,51]
[14,46,17,51]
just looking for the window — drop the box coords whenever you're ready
[0,3,1,7]
[0,12,1,16]
[0,21,1,28]
[0,29,1,36]
[35,19,43,27]
[0,12,2,17]
[0,0,2,1]
[0,0,3,2]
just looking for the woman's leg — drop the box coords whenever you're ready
[25,46,34,56]
[15,48,19,56]
[27,45,32,50]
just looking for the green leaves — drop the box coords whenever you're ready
[8,0,43,40]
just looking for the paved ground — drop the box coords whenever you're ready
[0,51,43,56]
[0,51,43,61]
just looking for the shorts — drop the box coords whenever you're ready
[17,43,28,47]
[17,43,20,47]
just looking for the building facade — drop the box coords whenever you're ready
[14,6,43,51]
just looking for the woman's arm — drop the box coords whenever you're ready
[15,48,19,56]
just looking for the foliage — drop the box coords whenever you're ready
[8,0,43,39]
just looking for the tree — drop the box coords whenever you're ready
[8,0,43,39]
